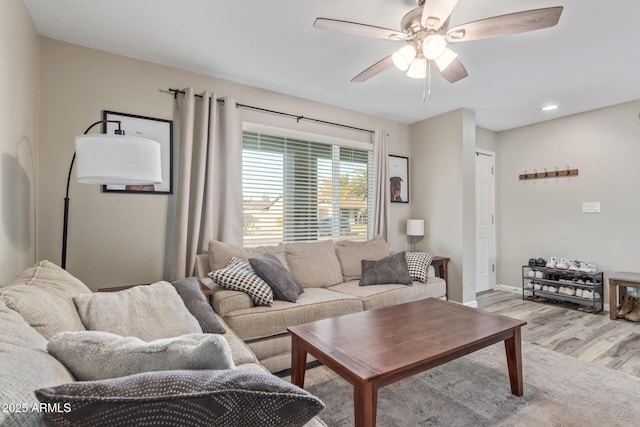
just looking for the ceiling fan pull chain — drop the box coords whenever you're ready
[422,61,432,102]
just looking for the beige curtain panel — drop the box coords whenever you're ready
[169,88,243,280]
[373,129,390,241]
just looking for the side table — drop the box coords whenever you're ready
[609,272,640,320]
[431,256,450,298]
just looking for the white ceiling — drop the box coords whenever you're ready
[24,0,640,131]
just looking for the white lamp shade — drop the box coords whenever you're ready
[407,219,424,236]
[75,134,162,185]
[406,219,425,236]
[434,47,458,71]
[392,45,417,71]
[406,57,427,79]
[422,34,447,60]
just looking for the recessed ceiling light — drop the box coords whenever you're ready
[541,104,559,111]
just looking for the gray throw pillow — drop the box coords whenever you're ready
[35,369,325,427]
[249,253,304,302]
[47,331,236,381]
[359,252,413,286]
[171,277,226,334]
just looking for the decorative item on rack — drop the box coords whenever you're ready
[62,119,162,269]
[519,165,578,180]
[406,219,424,251]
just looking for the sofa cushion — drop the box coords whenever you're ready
[335,235,390,281]
[249,253,304,302]
[0,260,90,339]
[284,240,343,288]
[35,370,325,427]
[0,300,75,427]
[171,277,226,334]
[329,278,446,310]
[209,240,288,272]
[359,252,412,286]
[73,281,202,341]
[48,332,236,381]
[211,257,274,306]
[216,314,259,366]
[223,287,363,341]
[405,251,435,283]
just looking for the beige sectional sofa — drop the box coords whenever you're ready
[0,261,326,427]
[196,237,447,373]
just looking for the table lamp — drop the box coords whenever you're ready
[406,219,424,251]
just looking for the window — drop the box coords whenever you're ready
[242,126,373,246]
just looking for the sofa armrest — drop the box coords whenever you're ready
[427,265,436,278]
[213,288,255,316]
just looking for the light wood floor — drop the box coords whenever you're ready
[477,290,640,378]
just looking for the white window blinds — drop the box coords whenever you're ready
[242,129,373,246]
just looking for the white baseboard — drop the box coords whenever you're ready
[494,284,610,313]
[495,284,521,295]
[464,300,478,308]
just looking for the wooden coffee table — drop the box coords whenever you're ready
[288,298,526,427]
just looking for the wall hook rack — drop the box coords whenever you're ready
[519,166,578,180]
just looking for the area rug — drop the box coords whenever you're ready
[296,342,639,426]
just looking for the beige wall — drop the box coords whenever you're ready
[496,100,640,306]
[0,0,39,285]
[476,127,498,153]
[37,38,410,290]
[409,109,477,304]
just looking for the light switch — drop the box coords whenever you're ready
[582,202,600,213]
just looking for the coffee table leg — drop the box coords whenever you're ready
[354,382,377,427]
[291,335,307,388]
[504,327,523,396]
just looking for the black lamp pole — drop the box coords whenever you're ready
[61,120,124,269]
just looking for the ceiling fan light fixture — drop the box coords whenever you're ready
[422,34,447,60]
[392,45,417,71]
[434,47,458,71]
[406,57,427,79]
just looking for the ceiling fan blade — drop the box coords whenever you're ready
[314,18,407,40]
[446,7,563,42]
[352,55,395,82]
[421,0,460,30]
[432,57,468,83]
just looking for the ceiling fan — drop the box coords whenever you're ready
[314,0,563,88]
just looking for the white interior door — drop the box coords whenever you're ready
[475,151,496,293]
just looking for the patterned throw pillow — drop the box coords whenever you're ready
[35,370,325,427]
[210,257,274,306]
[405,252,435,283]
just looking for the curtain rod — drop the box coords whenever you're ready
[166,88,374,135]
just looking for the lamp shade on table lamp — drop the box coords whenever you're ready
[406,219,424,237]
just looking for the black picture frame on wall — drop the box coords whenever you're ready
[389,155,409,203]
[102,110,173,194]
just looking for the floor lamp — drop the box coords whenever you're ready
[406,219,424,251]
[62,119,162,269]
